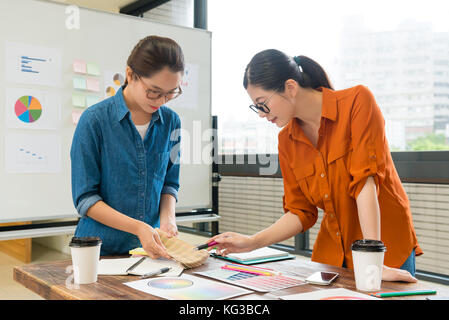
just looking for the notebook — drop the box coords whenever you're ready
[97,257,184,277]
[227,247,290,261]
[210,247,295,265]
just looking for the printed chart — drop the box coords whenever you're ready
[15,95,42,123]
[5,88,61,130]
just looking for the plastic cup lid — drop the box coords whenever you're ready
[69,236,102,248]
[351,239,386,252]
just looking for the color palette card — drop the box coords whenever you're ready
[194,269,305,292]
[124,274,252,300]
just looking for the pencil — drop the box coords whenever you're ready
[371,289,437,298]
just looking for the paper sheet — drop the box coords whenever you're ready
[72,94,86,107]
[5,133,61,173]
[5,41,62,87]
[73,76,87,90]
[279,288,380,300]
[86,77,100,92]
[124,274,253,300]
[5,87,61,130]
[86,63,100,76]
[98,257,184,277]
[86,96,100,107]
[72,109,83,125]
[166,63,199,110]
[73,59,87,74]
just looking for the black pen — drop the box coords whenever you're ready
[140,267,171,279]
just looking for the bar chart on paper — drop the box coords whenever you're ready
[21,55,47,74]
[14,95,42,123]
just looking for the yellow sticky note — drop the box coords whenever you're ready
[73,76,87,90]
[72,94,86,107]
[86,63,100,76]
[129,247,148,256]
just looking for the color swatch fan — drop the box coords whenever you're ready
[15,95,42,123]
[156,229,209,269]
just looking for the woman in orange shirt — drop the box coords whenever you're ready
[208,49,422,282]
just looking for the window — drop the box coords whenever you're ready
[209,0,449,153]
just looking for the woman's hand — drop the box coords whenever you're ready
[136,222,171,259]
[206,232,257,256]
[382,265,417,283]
[159,217,178,238]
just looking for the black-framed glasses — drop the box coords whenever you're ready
[136,73,183,102]
[248,85,281,114]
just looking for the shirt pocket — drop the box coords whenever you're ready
[152,151,170,181]
[292,164,316,205]
[327,139,352,170]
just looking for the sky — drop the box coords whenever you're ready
[208,0,449,122]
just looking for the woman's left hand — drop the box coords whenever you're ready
[382,265,417,283]
[159,217,178,238]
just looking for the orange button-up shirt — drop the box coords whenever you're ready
[279,85,422,269]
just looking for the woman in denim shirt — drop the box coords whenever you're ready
[71,36,183,258]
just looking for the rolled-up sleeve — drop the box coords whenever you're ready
[348,86,387,200]
[279,147,318,232]
[162,114,181,202]
[70,110,103,217]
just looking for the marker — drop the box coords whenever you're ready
[370,289,437,298]
[140,267,171,279]
[196,241,218,250]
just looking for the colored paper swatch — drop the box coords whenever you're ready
[14,95,42,123]
[86,77,100,92]
[73,59,87,74]
[86,63,100,76]
[73,76,87,90]
[72,94,86,107]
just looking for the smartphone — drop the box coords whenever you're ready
[305,271,339,285]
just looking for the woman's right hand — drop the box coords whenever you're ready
[206,232,257,256]
[136,223,171,259]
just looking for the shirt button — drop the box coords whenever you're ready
[330,213,334,218]
[320,173,325,178]
[324,194,329,199]
[336,232,340,237]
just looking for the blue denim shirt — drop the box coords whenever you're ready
[71,86,181,255]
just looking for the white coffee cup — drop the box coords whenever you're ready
[69,237,102,285]
[351,239,386,292]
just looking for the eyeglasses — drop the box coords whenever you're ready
[249,85,281,114]
[136,73,183,102]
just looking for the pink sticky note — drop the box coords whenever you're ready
[73,59,87,74]
[86,77,100,92]
[72,109,84,125]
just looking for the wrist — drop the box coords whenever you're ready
[134,220,149,237]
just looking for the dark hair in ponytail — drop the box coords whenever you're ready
[124,35,185,86]
[243,49,333,92]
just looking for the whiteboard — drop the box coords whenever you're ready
[0,0,212,223]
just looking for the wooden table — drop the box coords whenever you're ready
[13,256,447,300]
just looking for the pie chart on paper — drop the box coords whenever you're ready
[14,95,42,123]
